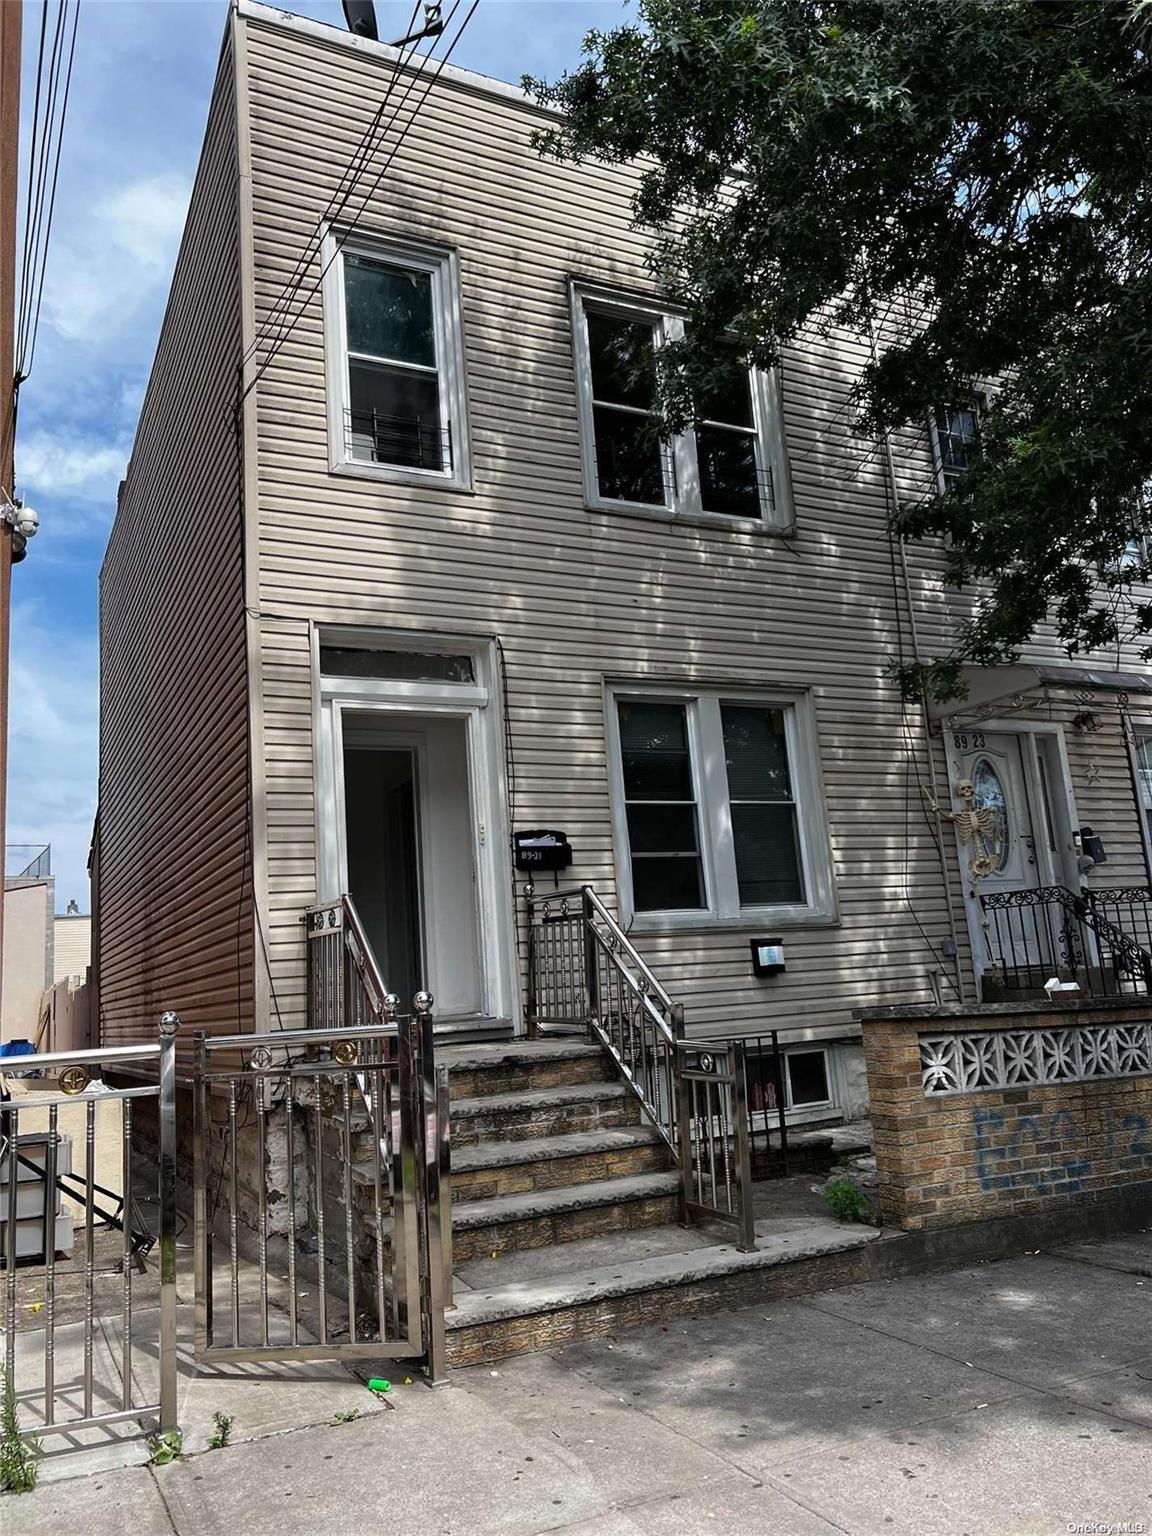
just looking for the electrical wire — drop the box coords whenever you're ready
[238,0,425,371]
[14,0,50,373]
[242,0,481,404]
[15,0,79,384]
[19,0,79,383]
[245,0,463,373]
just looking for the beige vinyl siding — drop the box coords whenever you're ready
[239,10,968,1040]
[53,915,91,982]
[97,40,253,1055]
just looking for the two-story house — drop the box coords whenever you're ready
[97,0,1152,1146]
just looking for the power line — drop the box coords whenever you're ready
[249,0,472,382]
[14,0,51,372]
[14,0,79,385]
[238,0,425,371]
[243,0,480,402]
[19,0,79,382]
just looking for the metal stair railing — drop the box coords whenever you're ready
[979,884,1152,996]
[525,882,758,1250]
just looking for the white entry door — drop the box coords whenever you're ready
[950,726,1079,987]
[342,713,482,1019]
[314,633,518,1030]
[952,731,1041,895]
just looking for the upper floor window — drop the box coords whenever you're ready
[1136,733,1152,840]
[324,234,471,489]
[931,402,980,493]
[573,286,792,530]
[607,685,835,929]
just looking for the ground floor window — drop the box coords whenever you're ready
[607,684,835,928]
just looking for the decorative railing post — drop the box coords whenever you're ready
[412,991,449,1384]
[157,1011,180,1433]
[582,885,598,1024]
[768,1028,789,1175]
[524,882,539,1037]
[730,1041,756,1254]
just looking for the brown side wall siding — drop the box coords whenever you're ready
[97,39,253,1054]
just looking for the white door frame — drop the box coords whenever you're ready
[943,718,1082,990]
[312,628,518,1027]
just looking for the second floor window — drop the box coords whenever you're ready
[573,287,792,529]
[931,402,980,492]
[326,235,471,488]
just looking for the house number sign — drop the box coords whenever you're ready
[952,732,987,751]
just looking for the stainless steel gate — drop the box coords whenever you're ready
[1,1019,179,1446]
[192,997,450,1380]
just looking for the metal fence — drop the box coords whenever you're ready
[194,999,450,1380]
[980,886,1152,997]
[1,1018,179,1446]
[676,1039,757,1252]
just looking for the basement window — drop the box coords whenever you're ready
[746,1046,834,1116]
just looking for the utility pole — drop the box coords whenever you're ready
[0,0,21,1012]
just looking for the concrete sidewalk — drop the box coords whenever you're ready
[12,1230,1152,1535]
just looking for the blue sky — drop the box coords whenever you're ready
[12,0,623,908]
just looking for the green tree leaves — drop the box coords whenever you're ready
[527,1,1152,698]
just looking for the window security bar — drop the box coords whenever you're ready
[344,406,452,474]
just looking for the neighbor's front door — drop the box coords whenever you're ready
[951,730,1042,895]
[951,727,1078,987]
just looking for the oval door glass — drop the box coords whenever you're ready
[972,757,1009,872]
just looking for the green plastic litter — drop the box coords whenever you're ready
[367,1378,391,1393]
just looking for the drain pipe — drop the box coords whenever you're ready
[878,426,968,1003]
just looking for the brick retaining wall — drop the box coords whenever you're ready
[858,998,1152,1230]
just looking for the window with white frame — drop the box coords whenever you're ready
[327,236,469,485]
[1136,732,1152,841]
[609,687,833,926]
[747,1046,835,1116]
[573,287,790,527]
[930,401,980,492]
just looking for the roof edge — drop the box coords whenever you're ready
[235,0,557,116]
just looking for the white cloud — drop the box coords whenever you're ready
[103,175,191,270]
[42,172,189,346]
[18,430,128,504]
[6,605,98,909]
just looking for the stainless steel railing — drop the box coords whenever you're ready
[1,1017,180,1446]
[677,1039,757,1252]
[300,894,452,1374]
[525,883,757,1245]
[192,1003,449,1380]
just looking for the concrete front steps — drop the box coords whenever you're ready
[440,1040,679,1267]
[436,1039,883,1367]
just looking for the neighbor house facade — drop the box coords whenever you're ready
[96,0,1152,1130]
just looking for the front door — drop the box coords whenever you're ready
[342,713,482,1019]
[950,727,1078,991]
[953,731,1040,895]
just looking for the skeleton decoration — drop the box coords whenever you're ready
[935,777,1003,881]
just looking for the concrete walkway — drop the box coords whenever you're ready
[12,1230,1152,1535]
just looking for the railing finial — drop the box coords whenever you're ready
[413,991,434,1015]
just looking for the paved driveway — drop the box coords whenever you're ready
[16,1231,1152,1535]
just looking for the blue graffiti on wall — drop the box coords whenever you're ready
[972,1105,1151,1197]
